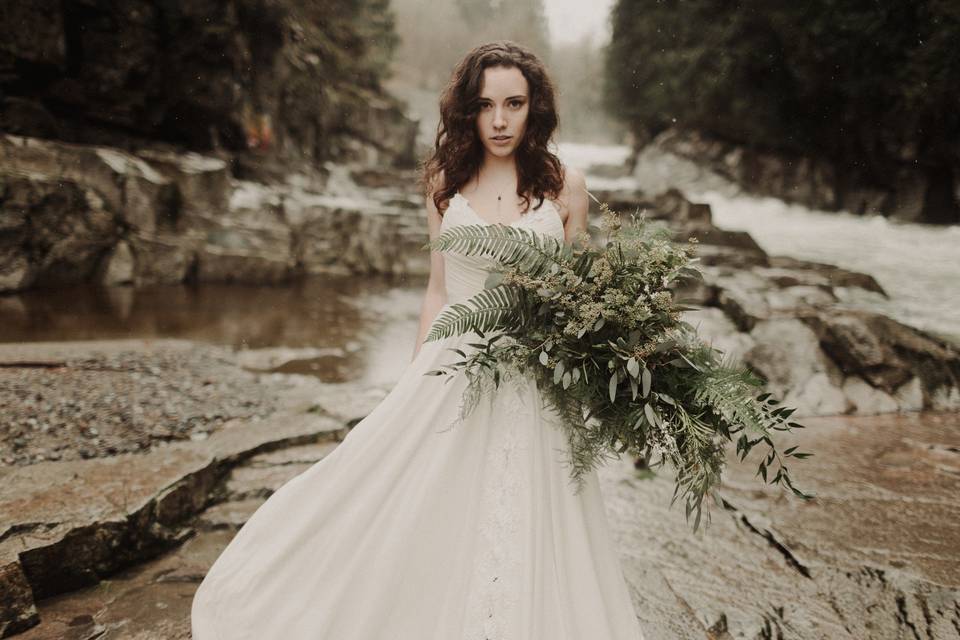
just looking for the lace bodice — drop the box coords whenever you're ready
[441,193,566,304]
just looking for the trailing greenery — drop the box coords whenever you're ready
[422,199,814,531]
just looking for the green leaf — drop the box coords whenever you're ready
[627,357,640,378]
[483,271,504,288]
[609,372,618,403]
[643,403,659,428]
[424,285,524,341]
[539,350,549,366]
[641,367,652,397]
[429,223,566,278]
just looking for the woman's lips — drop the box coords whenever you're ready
[491,136,512,145]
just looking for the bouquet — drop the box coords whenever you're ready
[422,197,813,530]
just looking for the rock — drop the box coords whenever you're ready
[0,254,32,293]
[786,371,851,416]
[894,377,924,412]
[196,498,267,531]
[0,563,38,637]
[128,233,197,285]
[842,376,900,415]
[224,463,313,501]
[803,310,960,400]
[98,240,135,286]
[766,256,886,296]
[717,286,769,332]
[135,150,231,231]
[16,409,960,638]
[743,318,846,414]
[0,168,119,292]
[653,188,714,225]
[2,135,176,234]
[195,247,293,285]
[681,307,755,364]
[0,1,416,169]
[605,411,960,638]
[293,200,429,277]
[0,375,346,634]
[930,385,960,412]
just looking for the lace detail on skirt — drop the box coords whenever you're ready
[462,377,530,639]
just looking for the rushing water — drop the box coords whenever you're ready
[559,142,960,345]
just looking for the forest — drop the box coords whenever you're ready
[605,0,960,223]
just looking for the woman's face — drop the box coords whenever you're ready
[474,65,529,159]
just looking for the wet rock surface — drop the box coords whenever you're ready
[603,410,960,639]
[0,340,389,638]
[0,341,282,467]
[0,337,954,639]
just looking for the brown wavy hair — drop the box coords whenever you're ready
[418,40,564,217]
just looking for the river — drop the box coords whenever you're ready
[1,142,956,387]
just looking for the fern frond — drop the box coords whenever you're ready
[425,285,526,341]
[691,365,767,431]
[430,224,566,277]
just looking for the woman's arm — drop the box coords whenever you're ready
[411,187,448,361]
[560,165,589,244]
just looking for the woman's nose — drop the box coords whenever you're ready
[493,108,506,127]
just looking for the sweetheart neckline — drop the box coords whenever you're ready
[451,192,564,230]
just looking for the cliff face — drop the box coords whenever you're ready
[0,0,422,294]
[0,0,414,169]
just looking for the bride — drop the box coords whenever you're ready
[192,40,646,639]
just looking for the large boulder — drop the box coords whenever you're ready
[803,310,960,402]
[0,170,119,292]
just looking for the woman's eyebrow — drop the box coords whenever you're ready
[478,95,528,102]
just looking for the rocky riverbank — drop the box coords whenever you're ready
[0,339,394,637]
[0,134,427,292]
[0,339,956,639]
[3,136,959,421]
[589,186,960,418]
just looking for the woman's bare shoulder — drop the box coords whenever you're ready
[561,164,586,195]
[425,169,447,214]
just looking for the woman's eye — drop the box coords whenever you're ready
[510,100,523,108]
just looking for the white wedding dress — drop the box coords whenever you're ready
[191,192,645,639]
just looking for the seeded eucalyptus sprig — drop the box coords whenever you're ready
[423,197,814,531]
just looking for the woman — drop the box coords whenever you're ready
[192,40,645,639]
